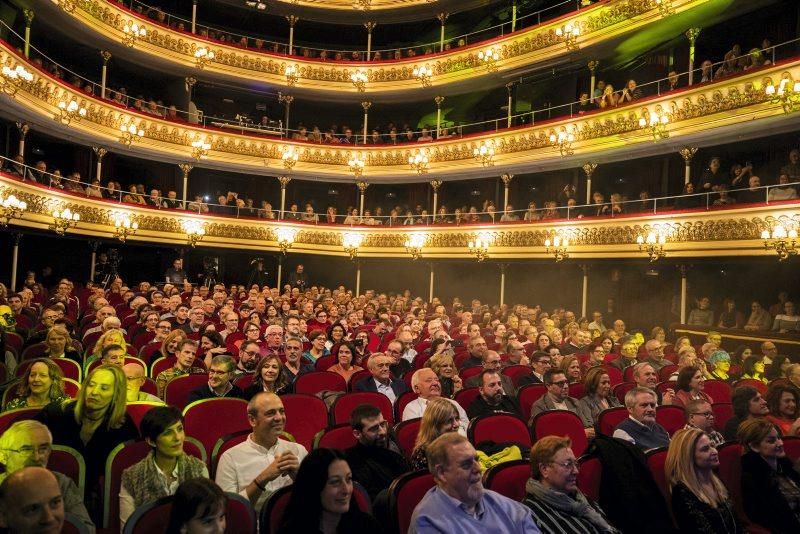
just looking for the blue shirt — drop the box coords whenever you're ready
[409,486,539,534]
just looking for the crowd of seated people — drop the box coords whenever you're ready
[1,263,800,531]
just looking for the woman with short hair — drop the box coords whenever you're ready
[428,351,462,399]
[165,478,227,534]
[673,366,714,408]
[577,367,621,426]
[327,342,363,385]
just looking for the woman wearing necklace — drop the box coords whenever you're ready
[37,364,138,519]
[666,428,742,533]
[119,406,208,528]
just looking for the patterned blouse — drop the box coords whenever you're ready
[3,395,68,412]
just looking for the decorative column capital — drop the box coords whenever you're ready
[286,15,300,27]
[679,146,698,163]
[356,181,370,193]
[581,264,590,275]
[364,21,377,32]
[429,179,442,192]
[277,175,292,189]
[505,82,515,95]
[178,163,194,176]
[361,101,372,112]
[15,121,29,138]
[23,9,34,26]
[100,50,112,64]
[588,60,599,73]
[581,162,598,177]
[185,76,197,90]
[436,12,449,25]
[11,232,23,246]
[278,92,294,106]
[88,239,101,252]
[678,264,691,277]
[92,146,108,160]
[500,173,514,186]
[434,95,445,108]
[685,28,701,45]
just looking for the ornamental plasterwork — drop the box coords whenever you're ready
[49,0,706,91]
[2,177,798,256]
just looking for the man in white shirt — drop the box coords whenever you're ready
[215,392,307,510]
[401,368,468,434]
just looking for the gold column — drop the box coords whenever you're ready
[92,146,107,182]
[178,163,193,206]
[505,83,515,128]
[434,96,445,139]
[286,15,300,55]
[100,51,112,99]
[437,12,449,52]
[500,173,514,211]
[278,93,294,134]
[582,162,597,205]
[581,265,589,317]
[361,101,372,144]
[23,10,34,59]
[364,22,377,59]
[588,60,599,103]
[15,122,29,157]
[356,181,370,216]
[686,28,701,86]
[191,0,198,34]
[679,147,698,185]
[430,179,442,217]
[278,176,292,218]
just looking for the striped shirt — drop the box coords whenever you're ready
[524,494,615,534]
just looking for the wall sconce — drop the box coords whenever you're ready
[348,152,365,177]
[191,137,211,160]
[284,64,299,86]
[119,119,145,145]
[468,234,491,262]
[762,224,798,261]
[194,47,216,69]
[637,231,666,262]
[112,212,139,242]
[50,207,80,235]
[408,149,430,175]
[544,234,569,262]
[0,193,27,228]
[343,232,364,260]
[122,21,147,47]
[350,70,368,92]
[764,73,800,114]
[183,219,206,247]
[404,232,426,260]
[413,65,433,87]
[473,140,496,167]
[639,107,670,141]
[275,227,297,254]
[55,97,87,125]
[477,46,500,72]
[282,146,299,170]
[555,23,580,50]
[1,64,33,96]
[549,125,575,157]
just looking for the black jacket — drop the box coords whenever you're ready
[185,383,245,405]
[741,450,800,533]
[671,482,742,533]
[345,442,410,500]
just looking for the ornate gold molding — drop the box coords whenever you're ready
[45,0,709,94]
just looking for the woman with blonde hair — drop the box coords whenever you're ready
[665,427,740,532]
[410,397,461,471]
[3,358,68,411]
[559,355,582,384]
[90,329,128,363]
[158,328,187,361]
[428,350,462,398]
[44,324,81,365]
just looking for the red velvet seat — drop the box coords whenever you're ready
[211,430,250,478]
[125,401,163,430]
[646,447,670,504]
[453,387,481,413]
[20,342,48,361]
[658,365,679,382]
[613,382,636,404]
[183,398,250,460]
[332,391,394,426]
[597,406,628,436]
[394,418,421,460]
[314,354,337,371]
[604,366,623,386]
[259,482,369,534]
[233,373,256,391]
[349,369,373,391]
[389,470,436,534]
[501,364,531,387]
[459,366,483,383]
[568,382,585,399]
[313,423,358,450]
[623,366,636,383]
[394,391,417,423]
[48,445,85,490]
[123,492,255,534]
[656,405,686,436]
[87,355,147,375]
[294,371,347,395]
[530,410,589,457]
[711,402,733,432]
[0,407,40,433]
[140,377,158,396]
[518,383,547,421]
[735,378,767,394]
[163,373,210,410]
[138,342,163,365]
[703,379,732,403]
[483,459,529,502]
[149,355,176,378]
[468,413,531,447]
[716,442,769,533]
[576,456,602,502]
[783,436,800,462]
[281,393,329,450]
[15,357,82,382]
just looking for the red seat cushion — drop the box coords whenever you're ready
[389,471,436,534]
[598,406,628,436]
[531,410,589,457]
[313,424,358,450]
[183,398,250,460]
[483,459,529,502]
[294,371,347,395]
[332,392,394,426]
[468,413,531,447]
[281,394,329,451]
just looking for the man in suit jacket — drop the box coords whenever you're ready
[464,350,517,397]
[608,337,639,371]
[355,353,408,405]
[529,369,595,438]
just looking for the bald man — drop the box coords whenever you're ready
[123,363,161,403]
[0,467,65,533]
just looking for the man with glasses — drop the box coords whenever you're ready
[264,325,284,357]
[465,350,517,396]
[613,387,670,450]
[760,341,778,365]
[155,339,206,399]
[281,336,314,386]
[180,306,206,334]
[683,399,725,447]
[530,369,594,438]
[518,351,552,387]
[123,362,161,403]
[644,339,670,372]
[385,340,412,379]
[355,353,408,404]
[0,421,94,531]
[187,354,244,404]
[233,341,261,379]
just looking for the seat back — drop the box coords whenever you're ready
[656,405,686,436]
[394,391,417,422]
[294,371,347,395]
[259,484,293,534]
[735,378,767,394]
[531,410,589,457]
[122,495,172,534]
[150,356,175,379]
[783,436,800,462]
[703,380,732,403]
[389,471,436,534]
[163,373,210,410]
[459,366,483,383]
[87,355,147,375]
[48,445,85,490]
[15,357,82,382]
[646,447,670,503]
[568,382,585,399]
[183,398,250,460]
[604,366,623,386]
[348,369,373,391]
[313,424,358,450]
[20,342,48,361]
[483,459,529,502]
[314,354,337,371]
[211,430,251,478]
[332,391,394,426]
[0,407,40,434]
[518,384,547,421]
[613,382,636,404]
[576,456,602,502]
[280,393,329,450]
[125,401,163,430]
[63,512,91,534]
[453,387,481,413]
[711,402,733,432]
[225,492,257,533]
[598,406,629,436]
[502,365,532,387]
[468,413,532,447]
[658,365,679,382]
[394,418,421,460]
[63,378,81,398]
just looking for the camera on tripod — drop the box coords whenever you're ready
[202,256,219,288]
[100,248,122,288]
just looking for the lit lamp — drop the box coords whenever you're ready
[284,64,299,86]
[549,126,575,157]
[764,74,800,114]
[50,207,79,235]
[473,140,496,167]
[408,149,430,174]
[55,97,88,125]
[761,225,798,261]
[351,70,368,92]
[636,232,666,262]
[191,136,211,160]
[119,119,145,145]
[183,219,206,247]
[1,64,33,96]
[477,47,500,72]
[0,193,27,228]
[275,227,297,254]
[122,21,147,47]
[413,65,433,87]
[282,146,299,170]
[112,212,139,242]
[467,235,491,262]
[544,234,569,262]
[404,232,426,260]
[555,23,580,50]
[638,107,670,141]
[348,152,365,177]
[343,232,364,260]
[194,47,216,69]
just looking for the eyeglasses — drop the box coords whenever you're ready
[3,444,51,456]
[242,350,259,358]
[691,412,714,418]
[208,369,229,376]
[549,459,578,471]
[551,380,569,387]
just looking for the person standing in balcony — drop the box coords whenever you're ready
[699,157,726,192]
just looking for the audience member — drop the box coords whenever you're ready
[3,358,68,411]
[612,387,670,450]
[463,350,516,395]
[723,386,769,441]
[155,339,206,399]
[327,341,364,384]
[402,369,468,433]
[466,370,521,419]
[0,467,65,534]
[764,384,800,437]
[165,478,227,534]
[577,367,621,426]
[354,353,408,404]
[186,354,245,404]
[410,397,462,471]
[428,352,463,398]
[518,351,551,387]
[673,366,713,408]
[123,362,161,403]
[683,398,725,447]
[244,355,291,397]
[529,369,594,438]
